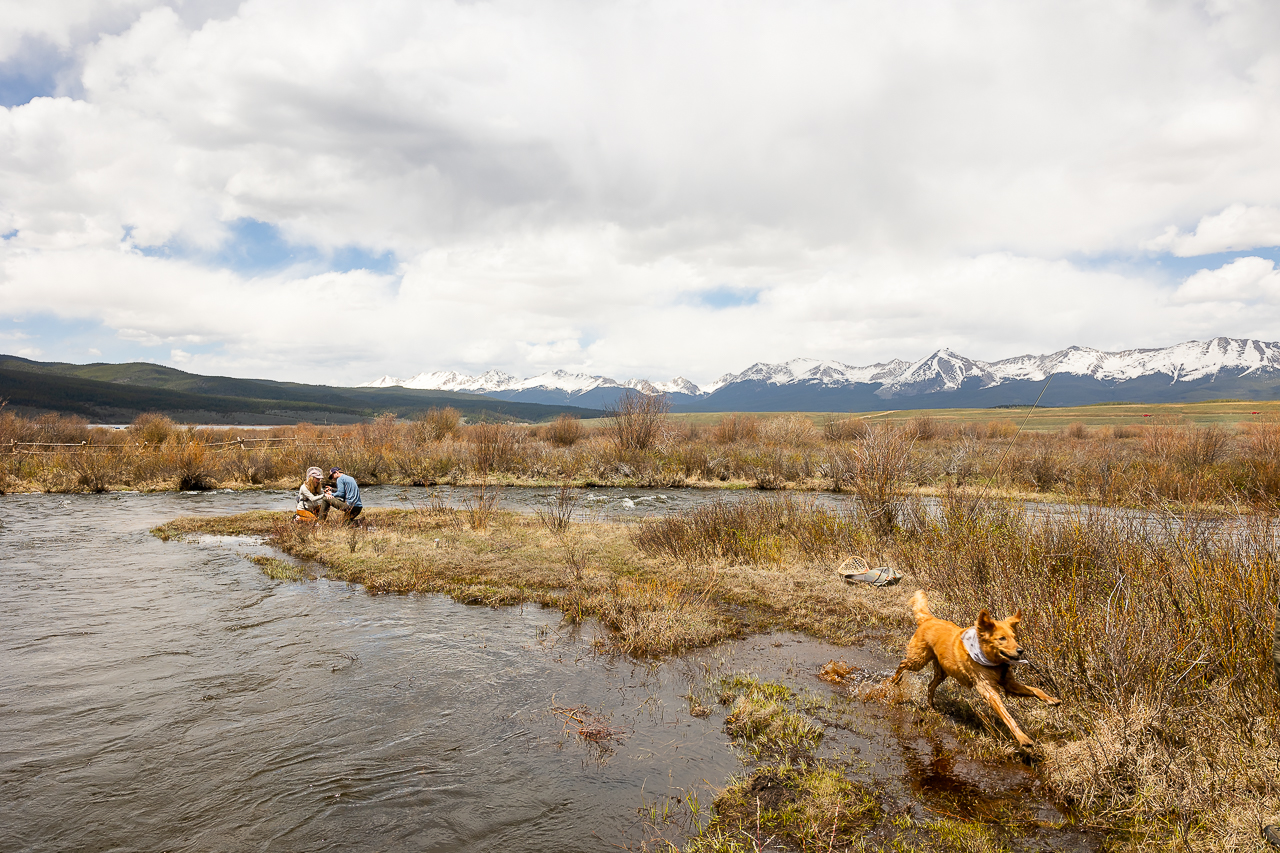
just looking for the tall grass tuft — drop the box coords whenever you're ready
[632,494,869,566]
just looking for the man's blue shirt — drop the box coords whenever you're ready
[333,473,362,508]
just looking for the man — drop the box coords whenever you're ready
[320,466,363,525]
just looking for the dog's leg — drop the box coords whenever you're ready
[889,633,934,684]
[1001,670,1061,706]
[925,661,947,709]
[974,680,1035,747]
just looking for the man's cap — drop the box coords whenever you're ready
[330,467,341,476]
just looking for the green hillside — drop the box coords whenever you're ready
[0,356,604,424]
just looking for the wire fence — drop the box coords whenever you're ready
[7,437,345,455]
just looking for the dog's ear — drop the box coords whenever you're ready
[976,609,995,634]
[1009,609,1022,626]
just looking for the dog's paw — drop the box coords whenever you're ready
[1046,697,1062,706]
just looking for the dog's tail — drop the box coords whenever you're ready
[909,590,934,625]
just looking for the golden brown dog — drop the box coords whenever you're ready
[889,591,1060,747]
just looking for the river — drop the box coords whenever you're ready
[0,488,1099,852]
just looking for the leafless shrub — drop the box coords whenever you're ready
[846,425,912,536]
[979,419,1018,439]
[1026,444,1066,491]
[544,414,584,447]
[360,412,401,448]
[1177,424,1230,468]
[1242,418,1280,457]
[463,482,501,531]
[748,456,788,490]
[466,423,520,474]
[906,415,944,440]
[823,417,869,441]
[414,406,462,442]
[605,391,670,452]
[130,412,174,446]
[1065,421,1090,440]
[759,414,820,446]
[710,413,759,445]
[536,484,579,534]
[944,437,983,486]
[1144,423,1231,471]
[560,536,591,582]
[174,441,216,490]
[69,446,126,493]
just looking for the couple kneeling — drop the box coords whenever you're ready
[297,466,363,524]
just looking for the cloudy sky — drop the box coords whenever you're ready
[2,0,1280,387]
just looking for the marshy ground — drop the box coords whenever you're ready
[156,487,1280,853]
[9,403,1279,849]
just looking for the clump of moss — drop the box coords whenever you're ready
[249,555,309,581]
[693,765,880,852]
[716,674,823,760]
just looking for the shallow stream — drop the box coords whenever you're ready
[0,489,1101,851]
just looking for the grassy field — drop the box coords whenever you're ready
[634,398,1280,431]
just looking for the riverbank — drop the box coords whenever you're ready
[155,506,916,655]
[156,494,1280,852]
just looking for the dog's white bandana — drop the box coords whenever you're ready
[961,627,999,667]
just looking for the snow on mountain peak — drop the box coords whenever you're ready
[362,338,1280,403]
[358,374,403,388]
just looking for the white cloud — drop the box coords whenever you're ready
[3,1,1280,384]
[1145,204,1280,256]
[1173,256,1280,304]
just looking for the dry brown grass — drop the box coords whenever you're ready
[882,488,1280,851]
[8,407,1280,514]
[156,503,915,654]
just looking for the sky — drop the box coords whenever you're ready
[2,0,1280,388]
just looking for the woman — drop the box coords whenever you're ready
[296,467,326,520]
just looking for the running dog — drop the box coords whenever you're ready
[888,591,1060,747]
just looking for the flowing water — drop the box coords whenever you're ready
[0,489,1101,852]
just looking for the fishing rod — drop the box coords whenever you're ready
[965,371,1055,509]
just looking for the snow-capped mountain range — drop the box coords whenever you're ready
[362,337,1280,411]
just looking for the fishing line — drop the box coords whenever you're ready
[971,371,1055,502]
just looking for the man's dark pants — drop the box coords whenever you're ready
[319,495,362,524]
